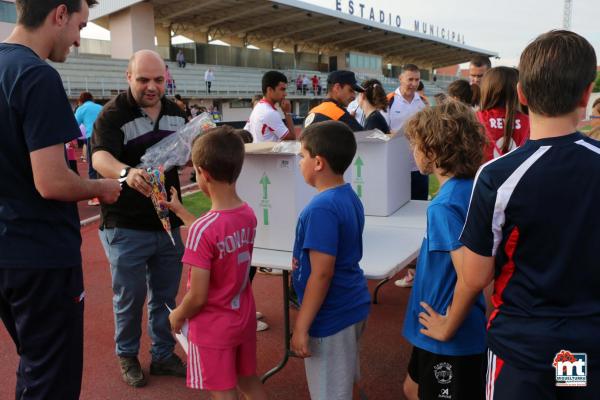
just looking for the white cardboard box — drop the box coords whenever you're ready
[348,130,411,216]
[237,142,317,251]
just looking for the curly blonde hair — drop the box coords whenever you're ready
[404,100,487,179]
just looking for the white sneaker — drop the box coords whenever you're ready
[394,277,414,288]
[258,267,283,276]
[256,311,264,320]
[256,320,269,332]
[394,270,415,288]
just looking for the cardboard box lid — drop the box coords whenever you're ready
[244,141,301,155]
[354,129,401,143]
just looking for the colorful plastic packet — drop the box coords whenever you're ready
[147,166,175,246]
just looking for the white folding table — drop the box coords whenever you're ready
[252,201,427,382]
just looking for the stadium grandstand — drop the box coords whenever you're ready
[0,0,496,122]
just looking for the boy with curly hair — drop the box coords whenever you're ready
[401,100,488,400]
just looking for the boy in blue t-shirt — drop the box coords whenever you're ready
[401,101,489,400]
[291,120,371,400]
[420,31,599,399]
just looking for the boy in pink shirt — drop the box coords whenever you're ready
[164,126,267,399]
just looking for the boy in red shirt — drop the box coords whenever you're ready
[165,126,267,399]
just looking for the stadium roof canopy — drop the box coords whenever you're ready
[92,0,497,68]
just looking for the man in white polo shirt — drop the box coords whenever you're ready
[245,71,296,143]
[387,63,427,197]
[386,64,427,288]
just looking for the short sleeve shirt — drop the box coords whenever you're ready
[386,90,425,170]
[476,108,530,161]
[246,99,289,143]
[75,100,102,139]
[182,204,257,348]
[0,43,81,269]
[91,90,186,230]
[403,178,486,356]
[363,110,390,133]
[292,183,371,338]
[460,132,600,369]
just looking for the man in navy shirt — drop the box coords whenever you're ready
[0,1,121,399]
[419,31,599,398]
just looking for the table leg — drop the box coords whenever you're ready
[372,277,391,305]
[261,270,292,382]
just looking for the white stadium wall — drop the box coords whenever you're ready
[0,21,13,41]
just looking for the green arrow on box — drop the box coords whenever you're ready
[259,173,271,199]
[259,173,271,225]
[354,156,364,178]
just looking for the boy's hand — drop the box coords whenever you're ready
[418,302,454,342]
[290,330,311,358]
[161,187,184,214]
[169,309,185,334]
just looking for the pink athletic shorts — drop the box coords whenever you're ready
[187,338,257,391]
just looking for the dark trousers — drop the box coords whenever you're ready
[206,81,212,93]
[411,171,429,200]
[0,267,84,400]
[86,138,98,180]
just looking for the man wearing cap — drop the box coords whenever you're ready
[304,70,364,131]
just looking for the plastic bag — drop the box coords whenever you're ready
[138,112,216,171]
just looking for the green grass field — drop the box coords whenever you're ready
[182,191,212,217]
[182,177,441,215]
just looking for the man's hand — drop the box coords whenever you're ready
[126,168,152,197]
[169,309,185,334]
[96,179,122,204]
[280,99,292,114]
[290,330,311,358]
[418,302,454,342]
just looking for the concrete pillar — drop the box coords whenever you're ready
[108,2,156,59]
[155,24,171,60]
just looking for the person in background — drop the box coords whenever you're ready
[245,71,295,143]
[66,139,79,175]
[468,55,491,86]
[165,64,175,95]
[359,79,390,133]
[176,49,186,68]
[477,66,530,161]
[417,81,430,106]
[302,74,311,95]
[304,70,364,132]
[75,91,102,205]
[204,68,215,93]
[587,97,600,139]
[387,64,427,289]
[447,80,475,107]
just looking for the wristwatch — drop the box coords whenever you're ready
[119,166,131,179]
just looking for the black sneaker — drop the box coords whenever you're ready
[118,356,147,387]
[150,353,186,377]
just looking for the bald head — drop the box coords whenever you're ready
[128,49,165,73]
[127,49,166,108]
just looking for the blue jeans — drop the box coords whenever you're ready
[99,227,184,361]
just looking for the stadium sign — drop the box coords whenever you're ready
[333,0,466,44]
